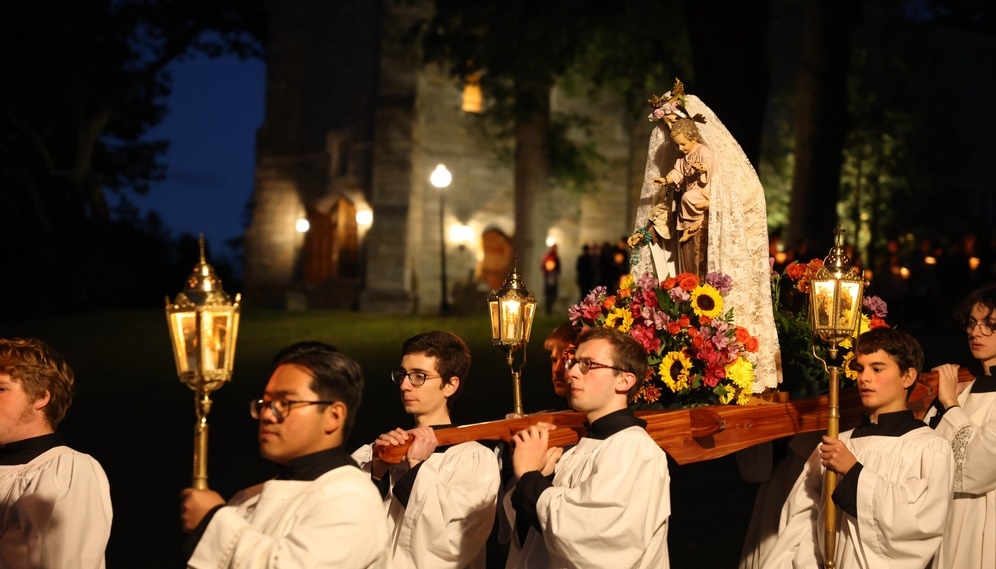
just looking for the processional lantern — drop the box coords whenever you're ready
[487,258,537,416]
[165,236,241,490]
[807,227,864,569]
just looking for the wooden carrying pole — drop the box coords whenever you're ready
[375,367,975,465]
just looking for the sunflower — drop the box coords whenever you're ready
[605,307,634,333]
[690,285,723,320]
[659,351,693,392]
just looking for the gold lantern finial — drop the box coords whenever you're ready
[165,234,242,489]
[487,257,538,415]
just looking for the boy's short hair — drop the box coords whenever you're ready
[955,282,996,323]
[544,322,579,353]
[402,331,471,397]
[271,341,364,437]
[0,338,74,428]
[854,328,924,374]
[576,327,648,400]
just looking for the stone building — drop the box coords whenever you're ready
[243,0,648,314]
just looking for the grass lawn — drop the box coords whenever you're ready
[3,308,765,568]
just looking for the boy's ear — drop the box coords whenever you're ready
[901,367,918,390]
[324,401,347,434]
[442,376,460,398]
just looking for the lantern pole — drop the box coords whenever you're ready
[165,236,241,490]
[807,227,864,569]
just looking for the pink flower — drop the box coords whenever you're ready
[863,295,888,319]
[630,324,661,354]
[705,272,733,295]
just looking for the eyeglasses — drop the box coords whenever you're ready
[964,318,995,337]
[249,399,335,422]
[566,357,630,375]
[390,369,441,387]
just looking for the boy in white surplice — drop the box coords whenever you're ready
[505,326,671,569]
[352,330,500,569]
[0,338,112,569]
[181,342,389,569]
[923,282,996,569]
[762,328,953,569]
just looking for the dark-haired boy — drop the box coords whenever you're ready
[924,282,996,569]
[181,341,388,568]
[506,326,671,568]
[352,330,500,569]
[762,328,953,569]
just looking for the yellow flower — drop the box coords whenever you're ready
[691,285,723,320]
[725,356,755,391]
[736,388,753,405]
[619,273,635,293]
[604,307,634,333]
[842,351,857,381]
[659,351,692,392]
[717,385,735,404]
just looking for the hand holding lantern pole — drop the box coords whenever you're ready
[165,236,241,490]
[488,258,538,416]
[806,227,865,569]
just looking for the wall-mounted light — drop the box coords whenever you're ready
[295,218,310,233]
[356,209,373,229]
[449,224,474,245]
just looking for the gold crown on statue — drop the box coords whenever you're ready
[647,78,705,124]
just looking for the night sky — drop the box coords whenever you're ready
[128,54,265,264]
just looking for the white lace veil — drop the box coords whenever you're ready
[633,95,782,391]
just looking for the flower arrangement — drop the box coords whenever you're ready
[772,259,890,390]
[568,271,760,408]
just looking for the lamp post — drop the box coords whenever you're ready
[807,227,864,569]
[165,236,241,490]
[430,164,452,315]
[488,259,538,415]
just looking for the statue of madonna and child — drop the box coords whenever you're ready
[629,78,782,391]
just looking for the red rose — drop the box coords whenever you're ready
[745,337,759,353]
[668,322,681,335]
[678,315,691,328]
[661,277,678,290]
[602,296,617,310]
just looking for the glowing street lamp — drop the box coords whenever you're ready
[165,237,241,490]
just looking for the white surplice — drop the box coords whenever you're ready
[187,465,389,569]
[762,423,953,569]
[0,446,112,569]
[924,377,996,569]
[505,426,671,569]
[352,441,500,569]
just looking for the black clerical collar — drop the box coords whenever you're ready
[275,446,354,481]
[970,373,996,393]
[585,408,646,440]
[852,410,923,439]
[0,433,65,465]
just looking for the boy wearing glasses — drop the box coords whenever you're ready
[352,330,500,569]
[180,341,389,568]
[0,338,112,569]
[506,326,671,569]
[925,282,996,569]
[764,328,953,569]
